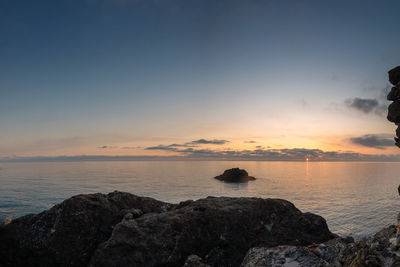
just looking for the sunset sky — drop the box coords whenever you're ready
[2,0,400,161]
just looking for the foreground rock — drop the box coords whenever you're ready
[214,168,256,183]
[90,196,333,266]
[0,192,172,267]
[0,192,333,267]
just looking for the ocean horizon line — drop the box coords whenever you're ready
[2,155,400,162]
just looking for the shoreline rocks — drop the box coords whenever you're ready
[1,190,400,266]
[214,168,256,183]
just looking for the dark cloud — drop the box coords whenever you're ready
[349,134,393,149]
[345,98,379,113]
[244,140,257,143]
[189,139,229,145]
[145,145,179,151]
[345,84,389,116]
[97,145,117,149]
[145,139,229,151]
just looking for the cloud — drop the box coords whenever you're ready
[3,147,400,162]
[145,139,230,151]
[349,134,393,149]
[142,144,400,161]
[345,98,379,113]
[345,84,390,116]
[244,140,257,143]
[189,139,229,145]
[145,145,179,151]
[97,145,117,149]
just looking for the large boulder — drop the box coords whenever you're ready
[89,196,334,267]
[0,192,334,267]
[214,168,256,183]
[0,191,172,267]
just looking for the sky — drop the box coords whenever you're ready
[1,0,400,161]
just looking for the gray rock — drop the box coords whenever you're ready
[183,255,211,267]
[338,241,385,267]
[89,196,334,267]
[240,246,329,267]
[371,225,397,261]
[241,237,351,267]
[214,168,256,183]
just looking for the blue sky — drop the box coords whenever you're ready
[1,0,400,160]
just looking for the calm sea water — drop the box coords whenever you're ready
[0,161,399,239]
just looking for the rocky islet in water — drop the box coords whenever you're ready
[214,168,256,183]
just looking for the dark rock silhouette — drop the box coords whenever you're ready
[389,66,400,86]
[0,192,334,267]
[387,66,400,147]
[214,168,256,183]
[387,86,400,101]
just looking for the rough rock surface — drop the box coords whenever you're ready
[338,241,385,267]
[214,168,256,183]
[0,191,172,267]
[89,196,333,267]
[241,246,330,266]
[241,237,392,267]
[241,237,353,267]
[183,255,211,267]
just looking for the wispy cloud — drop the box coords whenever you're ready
[145,145,179,151]
[349,134,393,149]
[244,140,257,143]
[188,139,229,145]
[97,145,118,149]
[145,139,229,151]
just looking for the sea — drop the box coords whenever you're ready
[1,161,399,239]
